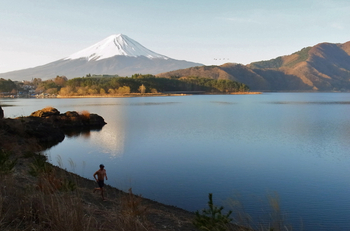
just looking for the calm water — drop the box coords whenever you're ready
[2,93,350,230]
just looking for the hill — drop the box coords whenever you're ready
[158,41,350,91]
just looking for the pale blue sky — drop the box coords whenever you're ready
[0,0,349,73]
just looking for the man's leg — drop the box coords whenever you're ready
[101,186,105,200]
[94,180,103,193]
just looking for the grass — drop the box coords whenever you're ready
[223,192,292,231]
[0,157,152,231]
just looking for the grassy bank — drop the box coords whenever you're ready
[0,149,200,231]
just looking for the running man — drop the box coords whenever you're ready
[93,164,108,200]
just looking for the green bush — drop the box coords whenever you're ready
[28,155,51,177]
[0,149,17,174]
[193,193,233,231]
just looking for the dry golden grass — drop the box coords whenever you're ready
[0,163,153,231]
[41,106,56,112]
[79,110,90,122]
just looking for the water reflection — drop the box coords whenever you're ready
[62,126,103,138]
[130,102,180,106]
[79,105,127,157]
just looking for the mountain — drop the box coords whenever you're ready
[65,34,169,61]
[0,34,202,81]
[158,41,350,91]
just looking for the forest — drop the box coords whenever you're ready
[0,74,249,97]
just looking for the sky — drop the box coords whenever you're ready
[0,0,349,73]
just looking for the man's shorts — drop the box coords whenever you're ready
[98,180,104,188]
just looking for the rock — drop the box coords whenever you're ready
[28,107,106,140]
[30,107,60,117]
[1,107,106,153]
[89,114,107,126]
[60,111,84,127]
[0,106,3,119]
[30,108,106,128]
[64,111,80,118]
[23,118,65,148]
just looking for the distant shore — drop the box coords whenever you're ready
[56,92,262,98]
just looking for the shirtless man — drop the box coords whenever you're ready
[93,164,108,200]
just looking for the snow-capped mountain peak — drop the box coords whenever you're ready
[65,34,168,61]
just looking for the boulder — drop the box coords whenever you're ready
[88,114,106,126]
[30,107,60,117]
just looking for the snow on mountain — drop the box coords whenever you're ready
[65,34,169,61]
[0,34,203,81]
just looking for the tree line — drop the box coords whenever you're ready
[0,74,249,96]
[59,74,249,96]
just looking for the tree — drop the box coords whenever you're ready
[117,86,130,94]
[32,78,42,86]
[0,79,17,93]
[46,88,58,94]
[108,89,115,95]
[138,84,146,94]
[53,76,68,87]
[193,193,232,231]
[59,86,73,96]
[100,88,106,95]
[88,88,97,95]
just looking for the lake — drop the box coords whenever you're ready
[2,93,350,230]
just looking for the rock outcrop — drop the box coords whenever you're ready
[0,107,106,152]
[30,107,106,128]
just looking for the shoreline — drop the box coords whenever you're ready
[56,92,262,98]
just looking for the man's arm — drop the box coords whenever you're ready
[93,171,98,181]
[105,170,108,180]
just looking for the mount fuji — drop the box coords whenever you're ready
[0,34,202,81]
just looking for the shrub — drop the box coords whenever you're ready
[193,193,232,231]
[79,110,90,122]
[0,149,17,174]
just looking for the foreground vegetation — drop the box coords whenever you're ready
[0,74,249,97]
[0,149,179,231]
